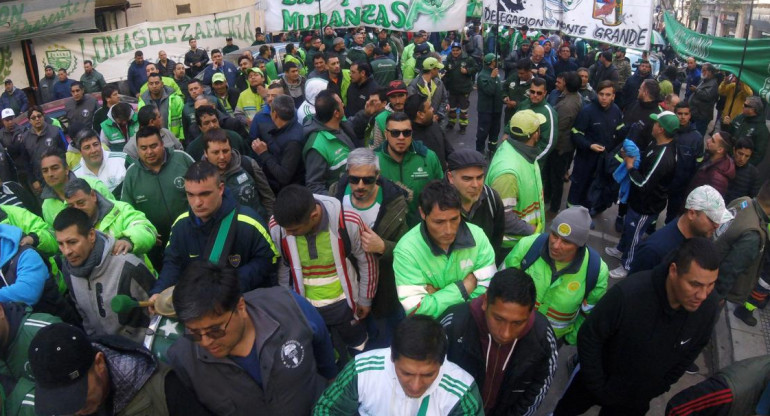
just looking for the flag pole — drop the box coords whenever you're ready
[494,0,500,58]
[317,0,323,31]
[726,0,754,120]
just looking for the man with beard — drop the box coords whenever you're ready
[64,82,98,137]
[404,93,453,170]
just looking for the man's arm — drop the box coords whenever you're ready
[5,205,58,256]
[312,359,361,416]
[235,214,279,291]
[715,232,762,299]
[290,292,338,379]
[257,141,303,189]
[153,223,186,294]
[490,174,535,237]
[0,248,48,305]
[115,204,159,255]
[570,107,595,151]
[304,149,331,195]
[576,283,624,401]
[511,325,558,416]
[345,213,377,310]
[446,381,484,416]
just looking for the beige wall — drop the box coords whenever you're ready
[125,0,261,27]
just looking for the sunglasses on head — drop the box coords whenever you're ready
[387,128,412,137]
[183,309,234,342]
[528,89,545,96]
[349,175,377,185]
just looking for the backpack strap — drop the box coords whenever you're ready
[584,246,601,301]
[203,208,238,266]
[520,233,549,272]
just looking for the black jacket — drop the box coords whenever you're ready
[442,298,558,416]
[628,140,677,215]
[462,185,506,265]
[617,99,660,152]
[412,121,453,171]
[256,118,306,192]
[345,77,379,117]
[577,263,718,407]
[726,163,761,203]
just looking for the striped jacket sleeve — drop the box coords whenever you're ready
[446,380,484,416]
[343,211,378,307]
[313,358,361,416]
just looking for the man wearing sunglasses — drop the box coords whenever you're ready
[486,110,546,251]
[512,77,557,162]
[330,148,409,348]
[375,112,443,226]
[168,262,336,416]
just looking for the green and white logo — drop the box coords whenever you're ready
[44,44,78,73]
[0,46,13,81]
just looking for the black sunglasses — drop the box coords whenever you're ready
[183,309,235,342]
[349,175,377,185]
[528,89,545,96]
[387,128,412,137]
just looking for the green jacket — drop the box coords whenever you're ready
[443,53,478,95]
[302,118,356,194]
[138,90,185,140]
[400,42,434,83]
[394,221,496,318]
[728,113,769,166]
[503,74,533,126]
[486,140,545,248]
[100,110,139,153]
[120,149,193,240]
[80,70,106,94]
[41,174,115,225]
[0,205,57,256]
[503,233,608,344]
[93,193,158,256]
[329,70,351,106]
[1,308,61,416]
[284,54,307,76]
[139,77,182,97]
[375,140,443,226]
[476,67,503,114]
[515,98,558,161]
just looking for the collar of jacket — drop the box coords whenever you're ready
[94,192,115,225]
[420,220,475,256]
[537,238,588,280]
[138,147,171,172]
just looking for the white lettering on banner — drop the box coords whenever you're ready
[34,7,260,85]
[482,0,653,50]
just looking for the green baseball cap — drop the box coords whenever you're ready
[212,73,227,84]
[484,53,499,64]
[649,110,679,135]
[423,57,444,70]
[247,67,264,76]
[510,110,547,139]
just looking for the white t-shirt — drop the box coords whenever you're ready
[342,185,382,228]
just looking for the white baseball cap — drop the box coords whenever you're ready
[1,108,15,119]
[685,185,733,224]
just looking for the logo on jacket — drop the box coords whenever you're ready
[280,340,305,368]
[81,109,90,118]
[228,254,242,267]
[173,176,185,189]
[568,281,581,292]
[45,138,53,147]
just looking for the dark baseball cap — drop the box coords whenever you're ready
[387,80,408,96]
[28,323,96,416]
[447,149,487,171]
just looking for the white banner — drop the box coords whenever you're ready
[0,43,32,88]
[0,0,96,44]
[482,0,653,50]
[33,6,260,85]
[265,0,468,33]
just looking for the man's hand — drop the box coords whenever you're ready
[722,115,731,125]
[462,273,478,296]
[460,67,468,74]
[426,284,438,294]
[689,85,696,91]
[251,138,268,155]
[590,144,605,153]
[20,235,34,246]
[31,181,42,194]
[112,239,133,255]
[538,67,547,76]
[623,155,636,170]
[147,294,159,315]
[491,68,499,78]
[360,224,385,254]
[355,305,370,320]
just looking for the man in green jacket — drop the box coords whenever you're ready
[38,149,115,225]
[444,43,479,134]
[303,90,357,195]
[138,73,185,141]
[502,206,608,344]
[64,178,158,267]
[513,77,558,161]
[79,60,106,94]
[476,53,504,153]
[375,112,443,226]
[726,96,768,166]
[400,30,434,84]
[0,205,58,256]
[486,110,546,250]
[0,302,61,416]
[393,180,496,318]
[121,126,193,266]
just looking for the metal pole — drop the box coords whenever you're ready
[317,0,323,31]
[726,0,754,121]
[494,0,500,58]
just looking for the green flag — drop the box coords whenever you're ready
[664,12,770,102]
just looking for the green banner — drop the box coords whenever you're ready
[664,12,770,102]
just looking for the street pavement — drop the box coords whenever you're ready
[443,88,770,415]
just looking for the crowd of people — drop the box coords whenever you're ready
[0,22,768,416]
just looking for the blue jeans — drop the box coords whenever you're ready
[617,207,657,270]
